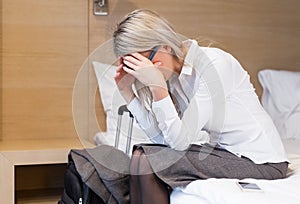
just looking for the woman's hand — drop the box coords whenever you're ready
[114,57,136,103]
[122,53,168,101]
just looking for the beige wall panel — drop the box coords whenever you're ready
[88,0,299,138]
[1,0,88,140]
[88,0,299,137]
[90,0,300,92]
[2,88,74,138]
[2,0,296,141]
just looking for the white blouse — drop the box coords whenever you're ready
[127,39,288,164]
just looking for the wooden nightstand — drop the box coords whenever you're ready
[0,138,94,203]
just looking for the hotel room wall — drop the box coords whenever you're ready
[1,1,88,141]
[90,0,300,135]
[1,0,299,143]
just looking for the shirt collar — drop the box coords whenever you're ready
[180,39,198,76]
[168,39,198,91]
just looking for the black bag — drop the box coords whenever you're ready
[58,154,105,204]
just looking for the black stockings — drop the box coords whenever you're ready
[130,149,170,204]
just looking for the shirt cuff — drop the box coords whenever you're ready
[152,95,178,123]
[127,97,142,115]
[127,97,167,144]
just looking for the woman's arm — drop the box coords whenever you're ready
[115,56,166,144]
[122,53,212,150]
[127,97,166,144]
[151,78,212,150]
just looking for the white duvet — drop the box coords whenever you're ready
[171,139,300,204]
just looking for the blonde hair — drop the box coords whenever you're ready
[113,9,186,108]
[113,9,184,58]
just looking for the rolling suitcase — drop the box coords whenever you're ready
[115,105,134,155]
[58,105,133,204]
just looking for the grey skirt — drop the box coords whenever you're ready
[71,144,288,203]
[134,143,288,189]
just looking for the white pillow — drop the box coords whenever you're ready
[258,69,300,139]
[92,61,151,153]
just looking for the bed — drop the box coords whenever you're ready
[171,69,300,204]
[93,62,300,203]
[170,139,300,204]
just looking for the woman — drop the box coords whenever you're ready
[113,9,288,204]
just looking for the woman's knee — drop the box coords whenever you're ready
[130,149,144,175]
[130,149,153,175]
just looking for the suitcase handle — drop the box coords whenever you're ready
[118,105,133,118]
[115,105,134,154]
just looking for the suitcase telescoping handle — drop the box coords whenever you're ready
[115,105,134,155]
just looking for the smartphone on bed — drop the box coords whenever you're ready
[237,182,263,192]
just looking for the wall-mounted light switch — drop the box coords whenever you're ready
[94,0,108,16]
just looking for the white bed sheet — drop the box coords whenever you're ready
[171,139,300,204]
